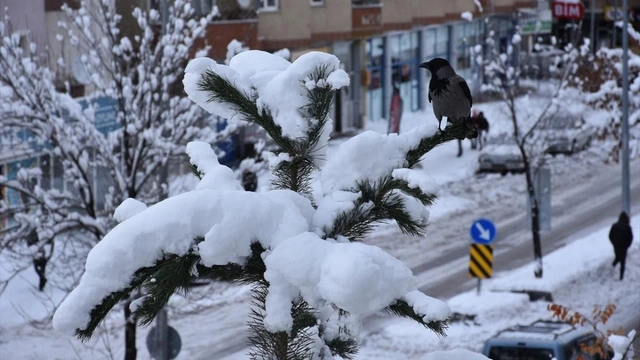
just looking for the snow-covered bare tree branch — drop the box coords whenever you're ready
[474,19,590,278]
[571,35,640,163]
[1,0,218,358]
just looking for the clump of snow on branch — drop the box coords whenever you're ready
[273,48,291,60]
[185,141,243,191]
[320,127,436,193]
[474,0,483,12]
[263,233,423,331]
[113,198,147,222]
[608,329,636,360]
[52,186,314,334]
[615,21,640,44]
[312,191,361,232]
[225,39,249,65]
[461,11,473,21]
[391,168,439,195]
[184,51,350,140]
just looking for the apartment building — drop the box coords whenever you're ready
[210,0,545,127]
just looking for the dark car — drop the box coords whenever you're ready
[542,115,593,156]
[483,320,612,360]
[478,137,525,175]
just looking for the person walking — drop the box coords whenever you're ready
[609,211,633,280]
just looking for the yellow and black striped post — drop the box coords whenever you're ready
[469,244,494,295]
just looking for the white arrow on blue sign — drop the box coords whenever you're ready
[470,219,497,245]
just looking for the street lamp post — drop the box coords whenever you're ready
[621,0,630,215]
[590,0,595,52]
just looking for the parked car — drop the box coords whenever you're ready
[482,320,611,360]
[542,114,593,156]
[478,137,525,175]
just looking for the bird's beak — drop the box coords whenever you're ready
[419,62,429,70]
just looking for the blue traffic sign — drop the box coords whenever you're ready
[470,219,497,245]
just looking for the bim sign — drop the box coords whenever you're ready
[552,1,585,20]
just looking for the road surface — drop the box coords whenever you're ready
[416,162,640,299]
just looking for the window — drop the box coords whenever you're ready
[366,37,385,122]
[488,346,556,360]
[191,0,215,15]
[0,164,4,202]
[45,0,80,12]
[389,32,421,112]
[310,0,324,5]
[0,164,5,229]
[352,0,381,5]
[40,154,51,191]
[261,0,278,11]
[17,31,30,55]
[53,156,64,191]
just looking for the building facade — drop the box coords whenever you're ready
[197,0,542,129]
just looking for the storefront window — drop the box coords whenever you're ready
[5,158,36,229]
[366,37,385,122]
[436,26,449,54]
[390,32,420,113]
[455,19,486,81]
[425,26,450,59]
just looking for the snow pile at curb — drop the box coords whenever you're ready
[488,216,640,293]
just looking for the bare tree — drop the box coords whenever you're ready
[475,19,590,278]
[0,1,217,358]
[574,26,640,163]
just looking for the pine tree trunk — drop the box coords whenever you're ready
[124,299,137,360]
[274,332,289,360]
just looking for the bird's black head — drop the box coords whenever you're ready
[419,58,452,73]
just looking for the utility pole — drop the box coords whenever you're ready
[613,0,618,46]
[154,2,170,359]
[590,0,595,52]
[621,0,630,215]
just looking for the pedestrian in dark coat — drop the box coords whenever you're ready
[473,111,490,150]
[609,211,633,280]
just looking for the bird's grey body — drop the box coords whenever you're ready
[419,58,476,139]
[431,73,472,124]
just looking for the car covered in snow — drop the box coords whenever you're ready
[482,320,611,360]
[542,114,593,156]
[477,137,525,175]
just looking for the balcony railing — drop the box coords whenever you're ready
[352,0,381,7]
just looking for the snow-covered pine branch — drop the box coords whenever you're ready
[53,50,473,359]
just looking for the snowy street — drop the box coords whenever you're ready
[211,112,640,359]
[1,108,638,359]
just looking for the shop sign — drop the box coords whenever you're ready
[552,1,584,20]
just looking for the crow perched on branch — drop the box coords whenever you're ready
[420,58,477,140]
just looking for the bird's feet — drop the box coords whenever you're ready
[463,119,479,139]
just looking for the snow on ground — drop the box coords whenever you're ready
[1,98,635,359]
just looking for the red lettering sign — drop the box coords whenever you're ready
[552,1,585,20]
